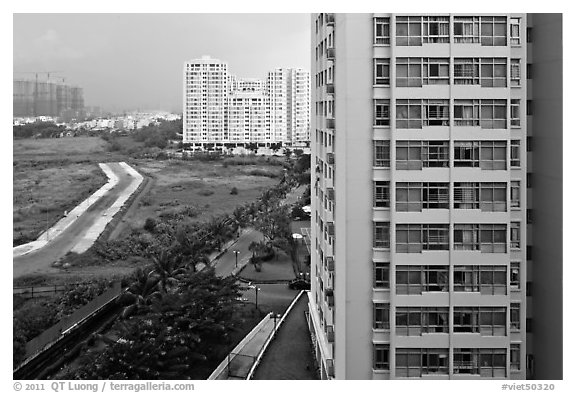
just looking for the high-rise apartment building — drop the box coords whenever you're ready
[308,13,561,380]
[183,57,310,149]
[183,56,229,145]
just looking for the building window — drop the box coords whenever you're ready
[423,16,450,43]
[453,348,507,377]
[510,99,521,127]
[527,27,533,43]
[374,344,390,370]
[510,303,521,330]
[374,99,390,126]
[480,224,507,253]
[480,99,507,129]
[374,58,390,85]
[510,222,521,249]
[510,140,521,167]
[396,224,450,252]
[511,181,521,208]
[396,99,449,128]
[396,58,449,87]
[510,17,521,45]
[395,307,449,335]
[373,140,390,167]
[396,141,450,169]
[374,181,390,208]
[373,222,390,249]
[396,16,423,46]
[454,99,480,126]
[527,173,532,188]
[374,262,390,289]
[453,265,507,294]
[373,303,390,329]
[396,99,422,128]
[453,182,507,211]
[454,58,480,85]
[480,16,507,46]
[510,344,521,371]
[510,261,521,289]
[454,16,480,43]
[453,307,507,335]
[453,141,507,170]
[481,58,507,87]
[374,17,390,45]
[396,182,449,211]
[510,59,521,86]
[527,208,533,224]
[454,99,507,128]
[396,265,449,294]
[396,348,449,377]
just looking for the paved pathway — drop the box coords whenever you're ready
[13,162,143,279]
[252,294,317,380]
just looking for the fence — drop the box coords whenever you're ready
[24,281,122,359]
[226,352,257,379]
[14,284,73,298]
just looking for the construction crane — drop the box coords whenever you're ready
[14,71,63,116]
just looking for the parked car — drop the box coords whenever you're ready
[288,279,311,290]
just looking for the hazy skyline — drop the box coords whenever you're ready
[13,13,311,113]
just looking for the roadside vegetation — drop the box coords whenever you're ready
[13,120,312,378]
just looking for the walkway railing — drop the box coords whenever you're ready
[22,281,122,361]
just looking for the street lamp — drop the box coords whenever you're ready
[233,250,240,268]
[272,313,281,336]
[248,283,260,310]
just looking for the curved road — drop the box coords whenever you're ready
[13,163,137,279]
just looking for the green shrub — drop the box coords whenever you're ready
[230,187,238,195]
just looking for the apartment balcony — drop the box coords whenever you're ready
[326,82,335,95]
[326,47,335,60]
[326,292,335,307]
[326,152,335,164]
[327,187,335,201]
[326,256,335,272]
[326,359,335,378]
[326,325,335,342]
[325,13,335,26]
[326,118,335,130]
[326,222,335,236]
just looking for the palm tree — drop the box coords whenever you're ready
[151,250,186,293]
[118,267,161,319]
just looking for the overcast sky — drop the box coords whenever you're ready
[13,13,311,113]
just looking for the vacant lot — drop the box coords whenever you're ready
[121,158,283,233]
[13,137,120,246]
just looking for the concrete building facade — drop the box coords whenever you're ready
[307,13,560,380]
[183,56,310,149]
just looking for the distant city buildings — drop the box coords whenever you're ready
[183,55,310,150]
[13,77,84,121]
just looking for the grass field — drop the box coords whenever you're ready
[13,137,118,246]
[123,158,283,232]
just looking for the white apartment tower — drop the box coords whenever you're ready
[308,13,540,380]
[267,68,311,146]
[184,59,310,149]
[183,56,229,145]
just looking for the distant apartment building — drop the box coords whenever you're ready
[13,78,84,119]
[308,13,562,381]
[182,56,310,149]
